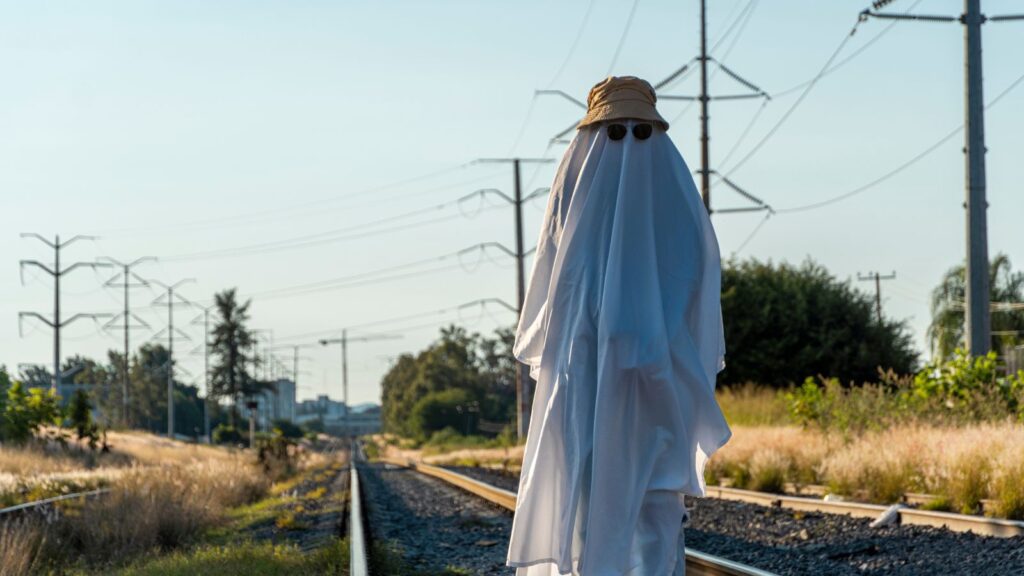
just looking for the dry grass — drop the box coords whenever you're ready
[819,422,1024,514]
[0,431,256,508]
[0,429,304,574]
[716,383,792,427]
[0,521,43,576]
[378,438,524,469]
[708,422,1024,518]
[45,459,269,563]
[705,425,834,491]
[3,454,273,573]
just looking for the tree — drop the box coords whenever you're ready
[19,365,52,389]
[209,288,259,424]
[68,389,99,447]
[380,325,515,438]
[720,259,918,388]
[2,381,61,443]
[929,254,1024,361]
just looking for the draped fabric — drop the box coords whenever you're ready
[506,120,731,576]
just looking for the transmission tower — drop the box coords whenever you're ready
[18,234,113,392]
[101,256,156,425]
[150,278,196,438]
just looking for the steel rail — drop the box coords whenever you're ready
[0,488,110,518]
[348,441,370,576]
[380,457,776,576]
[705,485,1024,538]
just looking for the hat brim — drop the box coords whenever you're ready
[577,101,669,131]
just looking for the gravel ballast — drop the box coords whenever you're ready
[359,462,515,575]
[445,465,1024,576]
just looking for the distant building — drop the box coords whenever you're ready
[240,378,297,430]
[293,395,381,436]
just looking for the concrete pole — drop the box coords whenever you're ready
[167,287,175,438]
[513,160,533,441]
[53,235,61,393]
[964,0,990,356]
[699,0,711,212]
[342,329,349,436]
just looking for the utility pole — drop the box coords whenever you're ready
[860,3,1024,356]
[476,157,555,440]
[102,256,156,426]
[320,331,401,436]
[190,305,217,442]
[699,0,711,211]
[542,3,772,215]
[858,271,896,323]
[150,279,196,438]
[18,234,112,393]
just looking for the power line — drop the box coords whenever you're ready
[546,0,598,88]
[775,63,1024,214]
[162,197,507,263]
[87,162,482,237]
[247,243,518,301]
[717,18,863,179]
[607,0,642,75]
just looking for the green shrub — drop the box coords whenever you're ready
[212,424,244,445]
[2,381,62,443]
[270,419,304,439]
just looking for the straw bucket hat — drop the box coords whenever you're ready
[577,76,669,131]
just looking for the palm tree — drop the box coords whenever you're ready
[929,254,1024,360]
[210,289,256,425]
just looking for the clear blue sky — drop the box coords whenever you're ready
[2,0,1022,405]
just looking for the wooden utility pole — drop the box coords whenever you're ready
[858,271,896,323]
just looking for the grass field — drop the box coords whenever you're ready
[0,431,340,575]
[368,383,1024,520]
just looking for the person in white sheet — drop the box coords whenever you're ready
[506,76,732,576]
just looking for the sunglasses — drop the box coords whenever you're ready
[607,123,653,141]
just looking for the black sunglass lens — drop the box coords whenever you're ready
[633,123,653,140]
[607,124,627,141]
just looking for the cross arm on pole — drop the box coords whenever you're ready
[57,235,100,248]
[654,58,700,90]
[476,242,517,259]
[860,10,958,23]
[19,312,56,330]
[535,90,587,110]
[478,188,516,205]
[524,187,551,202]
[475,158,556,165]
[19,233,56,248]
[459,297,519,315]
[62,261,114,275]
[19,260,55,278]
[60,312,114,328]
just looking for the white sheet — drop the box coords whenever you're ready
[507,120,731,576]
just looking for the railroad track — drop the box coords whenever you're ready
[349,454,775,576]
[703,485,1024,538]
[0,488,110,521]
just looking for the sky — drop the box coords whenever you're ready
[1,0,1022,407]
